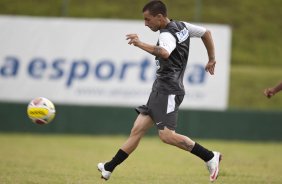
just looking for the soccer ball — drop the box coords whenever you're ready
[27,97,56,125]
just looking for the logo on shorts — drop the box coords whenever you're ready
[156,122,162,125]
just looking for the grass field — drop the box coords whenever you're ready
[0,133,282,184]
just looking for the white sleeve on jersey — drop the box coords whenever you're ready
[182,22,206,37]
[158,32,176,55]
[158,22,206,55]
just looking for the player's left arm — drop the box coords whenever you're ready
[201,30,216,75]
[184,22,216,75]
[126,34,170,59]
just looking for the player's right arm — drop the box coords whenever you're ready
[126,34,170,59]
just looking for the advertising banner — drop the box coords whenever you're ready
[0,16,231,110]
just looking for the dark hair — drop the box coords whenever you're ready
[142,0,167,17]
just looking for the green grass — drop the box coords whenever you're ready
[0,133,282,184]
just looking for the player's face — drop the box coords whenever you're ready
[143,10,162,32]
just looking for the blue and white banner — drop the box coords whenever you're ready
[0,16,231,110]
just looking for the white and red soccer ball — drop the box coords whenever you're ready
[27,97,56,125]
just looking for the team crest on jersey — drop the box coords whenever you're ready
[176,27,189,43]
[155,60,160,70]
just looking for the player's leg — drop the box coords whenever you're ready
[154,92,221,181]
[158,127,215,159]
[158,126,195,151]
[158,127,222,181]
[121,114,153,154]
[98,114,153,180]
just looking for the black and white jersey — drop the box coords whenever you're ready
[152,20,206,95]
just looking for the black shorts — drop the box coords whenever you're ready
[135,91,184,130]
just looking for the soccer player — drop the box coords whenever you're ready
[264,82,282,98]
[98,0,222,182]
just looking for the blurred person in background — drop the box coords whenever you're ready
[98,0,221,182]
[264,82,282,98]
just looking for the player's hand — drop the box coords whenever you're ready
[126,34,141,46]
[264,88,275,98]
[205,60,216,75]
